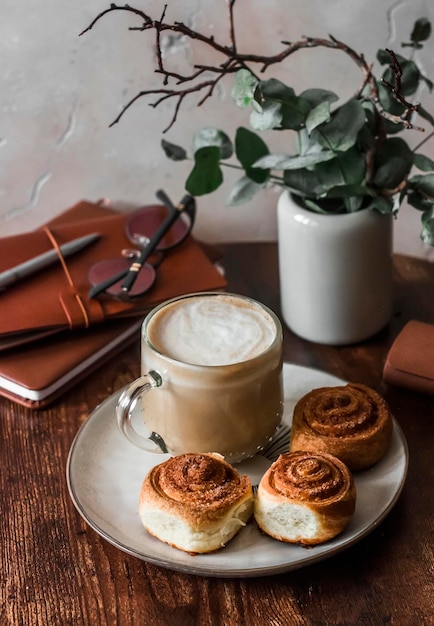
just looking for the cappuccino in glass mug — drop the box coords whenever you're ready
[116,292,283,463]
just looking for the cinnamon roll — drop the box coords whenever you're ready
[254,451,356,545]
[139,453,253,553]
[290,383,393,470]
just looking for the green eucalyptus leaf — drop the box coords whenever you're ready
[185,146,223,196]
[373,157,411,189]
[372,137,413,188]
[254,150,335,170]
[392,192,403,214]
[193,128,233,159]
[302,195,355,214]
[299,88,339,107]
[297,128,324,156]
[421,207,434,245]
[406,188,433,211]
[413,153,434,172]
[311,99,366,152]
[283,168,326,197]
[407,189,434,243]
[377,49,407,66]
[376,80,395,109]
[376,48,389,65]
[315,146,366,189]
[300,89,338,135]
[408,173,434,196]
[161,139,188,161]
[364,195,394,215]
[306,101,331,135]
[323,184,372,199]
[235,127,270,183]
[250,100,283,130]
[254,79,311,130]
[410,18,432,44]
[232,69,259,108]
[279,96,312,130]
[343,195,365,213]
[357,108,377,150]
[256,78,296,102]
[227,176,264,205]
[303,198,329,215]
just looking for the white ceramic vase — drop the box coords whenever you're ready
[277,191,393,345]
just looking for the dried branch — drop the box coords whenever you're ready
[381,48,423,128]
[227,0,237,53]
[81,2,424,132]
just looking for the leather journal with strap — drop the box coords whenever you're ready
[0,200,226,348]
[0,200,227,407]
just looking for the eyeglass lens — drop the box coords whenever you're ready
[126,204,191,251]
[87,201,194,298]
[88,258,156,297]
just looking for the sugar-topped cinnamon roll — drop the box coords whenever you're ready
[254,451,356,545]
[139,453,253,553]
[290,383,393,470]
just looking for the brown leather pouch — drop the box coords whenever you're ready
[383,320,434,395]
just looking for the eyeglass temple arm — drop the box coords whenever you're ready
[156,189,196,226]
[120,193,195,293]
[88,192,195,299]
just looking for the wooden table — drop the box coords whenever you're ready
[1,244,433,626]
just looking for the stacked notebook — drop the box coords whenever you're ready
[0,200,226,408]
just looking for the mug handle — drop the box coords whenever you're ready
[116,370,168,453]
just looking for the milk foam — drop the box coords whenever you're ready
[148,294,276,366]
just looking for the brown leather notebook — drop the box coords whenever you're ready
[383,320,434,395]
[0,200,226,408]
[0,317,143,408]
[0,200,226,347]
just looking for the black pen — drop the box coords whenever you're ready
[0,232,100,290]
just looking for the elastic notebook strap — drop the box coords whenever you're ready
[43,227,95,329]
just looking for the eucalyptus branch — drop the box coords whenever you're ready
[81,2,423,133]
[81,7,434,243]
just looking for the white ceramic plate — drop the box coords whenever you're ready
[67,363,408,578]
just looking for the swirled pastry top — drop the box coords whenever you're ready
[261,450,355,507]
[290,383,393,470]
[254,451,356,545]
[140,453,253,529]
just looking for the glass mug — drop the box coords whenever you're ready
[116,292,284,463]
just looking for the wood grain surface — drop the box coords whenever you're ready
[1,245,433,626]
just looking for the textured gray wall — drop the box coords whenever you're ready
[1,0,433,260]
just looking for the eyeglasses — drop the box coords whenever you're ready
[88,190,196,299]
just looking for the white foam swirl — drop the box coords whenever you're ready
[148,295,276,366]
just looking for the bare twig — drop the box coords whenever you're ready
[381,48,423,128]
[81,2,425,133]
[227,0,237,52]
